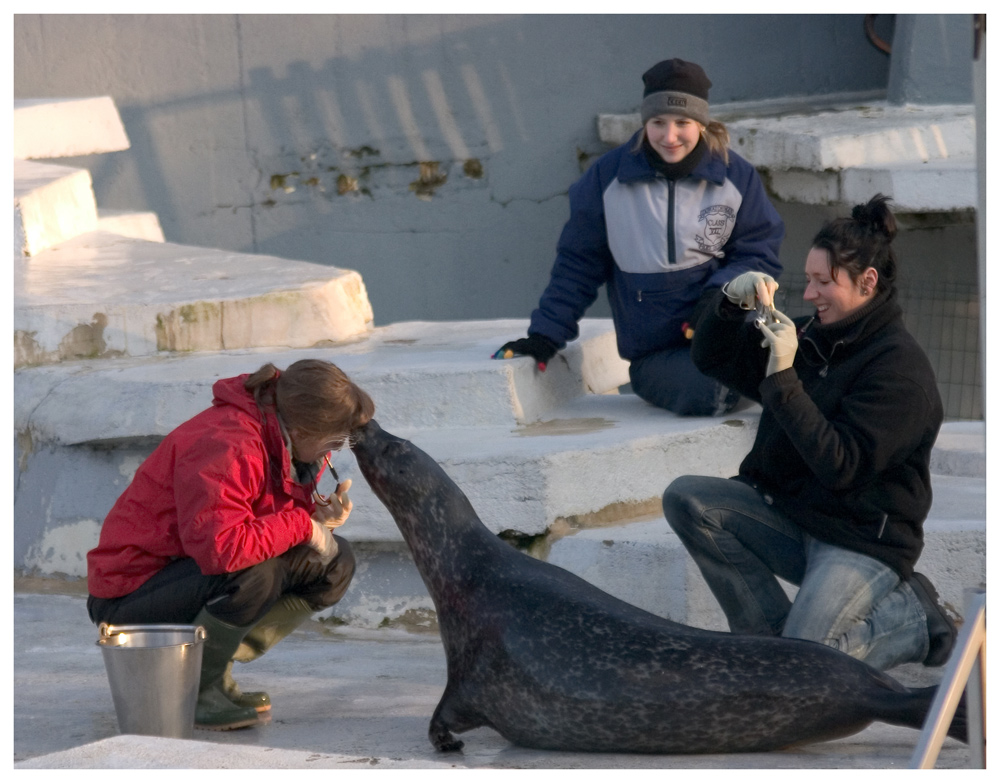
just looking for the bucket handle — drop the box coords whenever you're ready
[98,623,208,641]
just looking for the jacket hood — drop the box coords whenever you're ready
[211,374,261,416]
[210,374,298,484]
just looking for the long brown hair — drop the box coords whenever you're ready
[244,359,374,437]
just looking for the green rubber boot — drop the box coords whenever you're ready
[222,595,316,714]
[234,595,316,663]
[221,660,271,713]
[192,608,260,731]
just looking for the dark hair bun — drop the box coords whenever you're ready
[851,193,897,242]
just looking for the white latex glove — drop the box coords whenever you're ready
[313,479,353,530]
[307,519,339,563]
[722,271,779,310]
[759,310,799,376]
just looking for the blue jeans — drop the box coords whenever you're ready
[629,345,741,416]
[662,475,929,670]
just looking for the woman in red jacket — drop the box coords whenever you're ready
[87,359,374,730]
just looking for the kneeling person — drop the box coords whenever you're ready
[662,195,956,670]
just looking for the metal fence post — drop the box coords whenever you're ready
[909,588,986,768]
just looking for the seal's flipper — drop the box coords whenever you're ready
[428,682,487,752]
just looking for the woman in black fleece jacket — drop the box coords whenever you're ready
[662,194,956,670]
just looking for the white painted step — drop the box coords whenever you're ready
[766,157,976,211]
[13,319,628,441]
[727,103,975,170]
[13,159,99,257]
[13,231,374,367]
[597,101,976,212]
[13,97,130,159]
[97,208,165,242]
[546,472,985,631]
[342,395,759,540]
[928,420,985,477]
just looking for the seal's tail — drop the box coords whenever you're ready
[873,684,967,744]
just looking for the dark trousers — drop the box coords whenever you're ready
[629,344,740,416]
[87,537,355,628]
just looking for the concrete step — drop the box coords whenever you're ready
[14,312,981,573]
[13,319,627,443]
[12,318,629,572]
[767,157,976,212]
[547,473,985,630]
[727,103,975,170]
[344,394,759,540]
[14,159,99,257]
[15,395,756,582]
[13,231,374,367]
[96,208,165,243]
[14,97,130,159]
[331,472,985,630]
[598,101,976,212]
[929,420,985,477]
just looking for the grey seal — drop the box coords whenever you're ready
[351,419,966,754]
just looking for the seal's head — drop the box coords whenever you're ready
[350,419,486,550]
[350,419,445,513]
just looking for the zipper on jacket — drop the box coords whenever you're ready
[801,328,843,378]
[667,180,677,265]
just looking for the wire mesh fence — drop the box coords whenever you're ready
[773,275,981,420]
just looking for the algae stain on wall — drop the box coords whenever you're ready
[155,301,224,351]
[15,313,122,367]
[23,518,103,578]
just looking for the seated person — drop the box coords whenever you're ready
[495,57,784,416]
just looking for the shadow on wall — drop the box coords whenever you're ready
[19,15,895,323]
[44,14,893,241]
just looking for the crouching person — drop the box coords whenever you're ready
[87,359,374,730]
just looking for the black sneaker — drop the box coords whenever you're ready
[908,572,958,667]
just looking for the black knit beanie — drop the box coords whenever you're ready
[640,58,712,126]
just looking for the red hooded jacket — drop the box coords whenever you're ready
[87,375,319,599]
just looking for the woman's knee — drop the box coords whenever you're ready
[662,475,709,532]
[285,536,357,611]
[325,535,356,598]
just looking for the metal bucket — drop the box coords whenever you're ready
[97,623,206,738]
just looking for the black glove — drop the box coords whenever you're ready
[493,333,559,370]
[684,287,721,338]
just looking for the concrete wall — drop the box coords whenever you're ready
[14,13,899,325]
[888,14,975,104]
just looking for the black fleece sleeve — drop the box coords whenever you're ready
[690,289,769,401]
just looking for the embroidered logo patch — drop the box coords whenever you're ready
[667,96,687,108]
[696,205,736,253]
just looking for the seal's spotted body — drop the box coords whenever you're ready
[351,420,965,754]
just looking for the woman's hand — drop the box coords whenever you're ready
[723,271,778,310]
[313,479,353,529]
[758,310,798,376]
[307,520,339,563]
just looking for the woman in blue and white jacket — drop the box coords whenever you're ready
[496,58,785,416]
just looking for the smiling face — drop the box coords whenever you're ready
[803,247,876,325]
[644,114,702,163]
